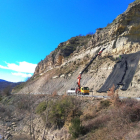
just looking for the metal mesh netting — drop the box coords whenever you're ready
[98,51,140,92]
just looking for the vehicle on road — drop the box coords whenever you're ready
[67,48,105,95]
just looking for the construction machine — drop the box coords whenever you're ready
[67,48,105,95]
[76,48,105,95]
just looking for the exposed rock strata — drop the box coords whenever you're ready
[15,2,140,97]
[34,2,140,76]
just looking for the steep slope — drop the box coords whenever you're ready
[14,1,140,97]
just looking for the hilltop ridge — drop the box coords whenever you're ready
[34,1,140,76]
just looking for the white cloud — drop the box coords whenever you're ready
[0,61,37,73]
[12,72,32,78]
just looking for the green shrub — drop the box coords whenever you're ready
[135,0,140,2]
[35,101,47,114]
[48,97,72,129]
[69,117,85,138]
[100,100,111,109]
[47,97,82,129]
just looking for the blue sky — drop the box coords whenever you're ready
[0,0,134,82]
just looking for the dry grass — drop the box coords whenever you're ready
[83,114,110,131]
[107,85,120,107]
[0,93,140,140]
[76,87,140,140]
[62,92,67,99]
[81,109,97,121]
[11,135,30,140]
[51,90,57,97]
[107,84,119,100]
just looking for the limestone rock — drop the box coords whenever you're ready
[34,2,140,76]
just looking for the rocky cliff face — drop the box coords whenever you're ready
[34,35,92,75]
[34,2,140,76]
[14,1,140,97]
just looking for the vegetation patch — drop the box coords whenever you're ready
[134,0,140,3]
[0,92,140,140]
[12,82,25,93]
[46,96,82,129]
[35,101,47,114]
[52,35,92,59]
[69,117,86,139]
[99,100,111,109]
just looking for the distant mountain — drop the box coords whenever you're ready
[0,79,22,93]
[0,79,6,82]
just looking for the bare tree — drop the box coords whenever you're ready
[42,96,49,140]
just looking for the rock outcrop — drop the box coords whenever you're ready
[34,2,140,76]
[34,35,93,75]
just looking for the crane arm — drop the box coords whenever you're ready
[80,48,105,75]
[77,48,105,92]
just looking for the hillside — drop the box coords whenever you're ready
[2,1,140,140]
[13,1,140,97]
[1,94,140,140]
